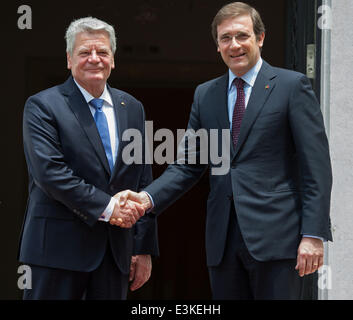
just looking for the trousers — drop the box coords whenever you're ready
[208,204,304,300]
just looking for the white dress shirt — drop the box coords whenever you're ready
[227,58,263,126]
[74,79,118,221]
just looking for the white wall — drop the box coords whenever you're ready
[328,0,353,300]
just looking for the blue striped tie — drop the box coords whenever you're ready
[90,98,114,172]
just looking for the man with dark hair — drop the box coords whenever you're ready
[116,2,332,299]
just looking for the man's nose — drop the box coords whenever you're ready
[230,37,241,49]
[88,50,99,62]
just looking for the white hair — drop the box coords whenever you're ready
[65,17,116,55]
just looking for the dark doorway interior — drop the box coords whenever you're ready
[2,0,318,299]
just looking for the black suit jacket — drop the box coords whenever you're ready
[145,61,332,266]
[19,76,159,274]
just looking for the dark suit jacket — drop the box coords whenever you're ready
[145,61,332,266]
[19,76,159,274]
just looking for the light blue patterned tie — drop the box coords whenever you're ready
[90,98,114,172]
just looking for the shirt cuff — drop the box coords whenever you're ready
[302,234,325,242]
[142,191,155,213]
[99,197,117,222]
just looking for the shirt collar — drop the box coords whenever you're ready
[228,57,263,91]
[73,78,113,106]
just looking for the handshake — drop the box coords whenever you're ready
[109,190,153,228]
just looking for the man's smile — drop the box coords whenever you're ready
[230,53,246,58]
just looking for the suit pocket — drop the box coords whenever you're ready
[267,188,299,194]
[266,181,299,194]
[252,112,282,130]
[32,203,75,220]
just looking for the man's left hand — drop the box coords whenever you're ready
[129,255,152,291]
[295,237,324,277]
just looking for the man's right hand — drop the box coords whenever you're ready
[109,190,152,227]
[118,190,152,211]
[109,198,145,228]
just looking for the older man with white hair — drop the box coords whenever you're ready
[18,17,159,300]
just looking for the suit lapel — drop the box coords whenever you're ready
[212,74,230,131]
[62,77,111,176]
[108,86,128,181]
[210,74,238,158]
[233,61,277,159]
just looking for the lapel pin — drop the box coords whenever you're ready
[121,101,126,106]
[265,85,270,89]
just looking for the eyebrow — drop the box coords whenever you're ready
[77,46,110,52]
[220,31,251,37]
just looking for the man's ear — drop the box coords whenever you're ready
[258,32,265,49]
[66,52,72,70]
[111,57,115,69]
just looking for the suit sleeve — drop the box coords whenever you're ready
[143,85,209,215]
[288,75,332,240]
[23,96,111,227]
[133,103,159,256]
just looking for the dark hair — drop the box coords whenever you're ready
[211,2,265,44]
